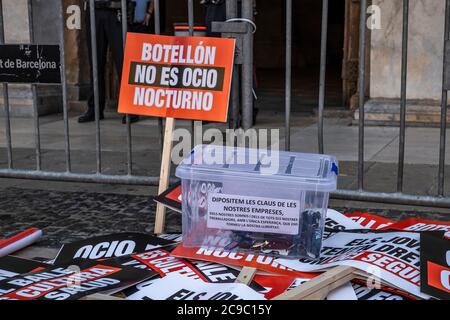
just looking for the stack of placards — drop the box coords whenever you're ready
[0,207,448,300]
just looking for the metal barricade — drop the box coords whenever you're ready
[0,0,176,185]
[298,0,450,207]
[0,0,449,209]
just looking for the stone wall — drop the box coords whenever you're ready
[1,0,63,117]
[370,0,446,100]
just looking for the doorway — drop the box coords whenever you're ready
[254,0,346,112]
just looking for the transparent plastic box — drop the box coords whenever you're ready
[176,145,338,259]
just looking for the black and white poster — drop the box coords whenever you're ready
[154,183,182,213]
[0,259,157,300]
[352,282,414,300]
[278,230,428,299]
[0,256,48,281]
[420,232,450,300]
[126,274,266,300]
[53,232,175,264]
[115,247,295,299]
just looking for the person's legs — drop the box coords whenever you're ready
[96,12,108,116]
[106,10,124,79]
[80,9,108,123]
[121,23,154,124]
[106,11,140,124]
[205,2,226,37]
[129,24,152,34]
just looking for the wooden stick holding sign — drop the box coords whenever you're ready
[154,117,175,234]
[118,34,235,234]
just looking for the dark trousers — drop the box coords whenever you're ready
[129,23,154,34]
[86,9,124,115]
[205,3,227,37]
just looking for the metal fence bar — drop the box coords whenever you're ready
[1,166,449,208]
[188,0,195,147]
[1,82,12,169]
[121,0,133,175]
[88,0,102,174]
[59,0,71,172]
[28,0,41,171]
[397,0,409,192]
[31,85,40,170]
[0,169,171,186]
[241,0,253,130]
[226,0,239,130]
[285,0,292,151]
[318,0,329,155]
[357,0,367,190]
[0,1,13,169]
[154,0,164,157]
[154,0,161,34]
[438,0,450,196]
[188,0,194,39]
[332,189,450,208]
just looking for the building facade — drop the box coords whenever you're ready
[0,0,448,124]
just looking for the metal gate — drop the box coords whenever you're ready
[0,0,449,208]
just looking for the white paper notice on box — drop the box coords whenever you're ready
[207,193,301,235]
[175,145,338,259]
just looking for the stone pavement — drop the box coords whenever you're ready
[0,185,179,247]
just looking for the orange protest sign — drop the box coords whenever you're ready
[118,33,235,122]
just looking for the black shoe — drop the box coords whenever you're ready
[78,112,104,123]
[122,115,140,124]
[253,107,259,126]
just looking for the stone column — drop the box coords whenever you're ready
[357,0,449,124]
[64,0,90,110]
[0,0,62,117]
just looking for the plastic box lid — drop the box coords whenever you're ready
[176,145,338,192]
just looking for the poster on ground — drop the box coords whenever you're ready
[344,212,395,230]
[126,274,266,300]
[420,232,450,300]
[171,209,366,278]
[115,247,297,299]
[53,233,175,264]
[385,218,450,238]
[0,259,157,300]
[154,182,182,213]
[351,282,415,300]
[277,230,429,299]
[0,256,48,281]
